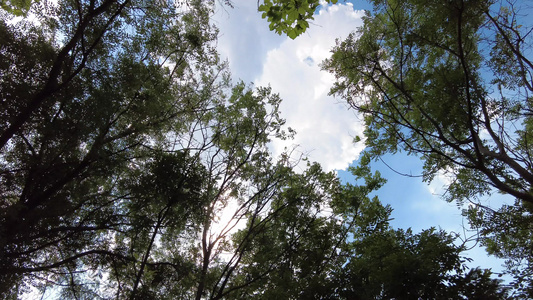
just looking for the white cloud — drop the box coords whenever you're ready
[426,168,454,197]
[214,1,367,172]
[213,2,286,82]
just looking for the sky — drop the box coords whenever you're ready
[212,0,509,276]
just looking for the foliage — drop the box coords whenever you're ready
[323,0,533,295]
[336,227,508,299]
[0,0,511,299]
[258,0,338,39]
[1,0,243,297]
[467,200,533,298]
[0,0,32,16]
[329,167,508,299]
[218,164,509,299]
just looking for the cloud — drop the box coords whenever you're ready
[215,2,366,172]
[213,2,286,82]
[426,169,455,198]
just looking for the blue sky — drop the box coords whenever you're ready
[213,0,510,276]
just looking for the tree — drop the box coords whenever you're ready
[322,0,533,295]
[335,220,509,299]
[466,199,533,298]
[0,0,228,297]
[326,164,509,300]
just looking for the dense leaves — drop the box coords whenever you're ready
[0,0,32,16]
[323,0,533,296]
[258,0,338,39]
[1,0,241,297]
[0,0,512,298]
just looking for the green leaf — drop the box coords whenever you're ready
[288,9,299,22]
[287,28,298,39]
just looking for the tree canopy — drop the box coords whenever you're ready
[323,0,533,296]
[0,0,515,298]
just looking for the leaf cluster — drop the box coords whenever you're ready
[258,0,338,39]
